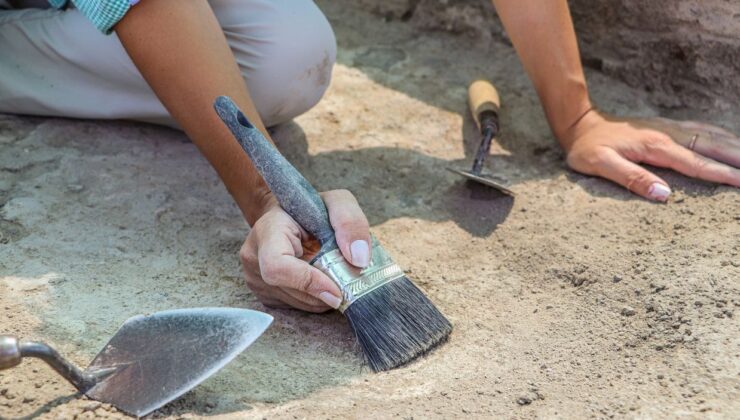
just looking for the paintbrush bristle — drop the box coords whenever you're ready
[343,277,452,372]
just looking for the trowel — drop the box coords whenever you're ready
[0,307,272,417]
[447,80,515,196]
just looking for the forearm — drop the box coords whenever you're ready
[491,0,591,147]
[115,0,272,225]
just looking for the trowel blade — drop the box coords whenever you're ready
[446,167,515,196]
[84,307,272,417]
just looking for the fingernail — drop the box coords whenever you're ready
[648,183,671,202]
[318,291,342,309]
[350,240,370,268]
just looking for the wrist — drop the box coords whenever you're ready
[537,77,592,147]
[550,101,594,145]
[556,108,607,152]
[242,186,278,226]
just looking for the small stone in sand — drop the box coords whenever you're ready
[621,306,636,316]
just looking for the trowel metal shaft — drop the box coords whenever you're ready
[470,112,499,175]
[19,341,100,392]
[0,336,101,392]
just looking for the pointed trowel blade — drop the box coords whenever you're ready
[446,167,515,196]
[84,307,272,417]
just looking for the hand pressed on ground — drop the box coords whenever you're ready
[488,0,739,202]
[240,190,371,313]
[560,111,740,202]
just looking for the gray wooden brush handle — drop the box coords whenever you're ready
[213,96,338,256]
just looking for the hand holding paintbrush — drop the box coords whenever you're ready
[239,190,372,312]
[214,96,452,371]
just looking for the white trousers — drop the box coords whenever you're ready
[0,0,336,127]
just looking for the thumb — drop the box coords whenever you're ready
[321,190,372,268]
[590,149,672,202]
[256,225,344,309]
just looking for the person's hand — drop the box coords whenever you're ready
[240,190,371,312]
[560,110,740,201]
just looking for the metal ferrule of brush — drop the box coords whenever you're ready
[312,237,405,313]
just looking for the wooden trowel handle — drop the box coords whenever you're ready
[468,80,500,130]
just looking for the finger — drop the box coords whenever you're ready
[253,214,305,258]
[239,233,259,269]
[631,118,740,167]
[259,287,332,313]
[246,252,336,312]
[683,131,740,168]
[256,296,293,309]
[593,148,672,202]
[666,119,738,139]
[644,140,740,188]
[633,117,739,142]
[321,190,372,268]
[255,286,332,313]
[242,260,328,312]
[278,286,332,311]
[258,232,343,309]
[239,220,331,313]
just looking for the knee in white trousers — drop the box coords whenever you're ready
[0,0,336,127]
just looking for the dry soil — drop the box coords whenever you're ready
[1,1,738,419]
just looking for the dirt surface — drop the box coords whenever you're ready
[1,1,739,419]
[358,0,740,113]
[568,0,740,112]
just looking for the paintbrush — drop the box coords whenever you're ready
[214,96,452,372]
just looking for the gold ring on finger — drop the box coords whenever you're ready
[688,133,699,151]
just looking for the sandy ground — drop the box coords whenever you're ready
[377,0,740,112]
[1,1,739,419]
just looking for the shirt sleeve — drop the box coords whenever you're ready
[48,0,134,34]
